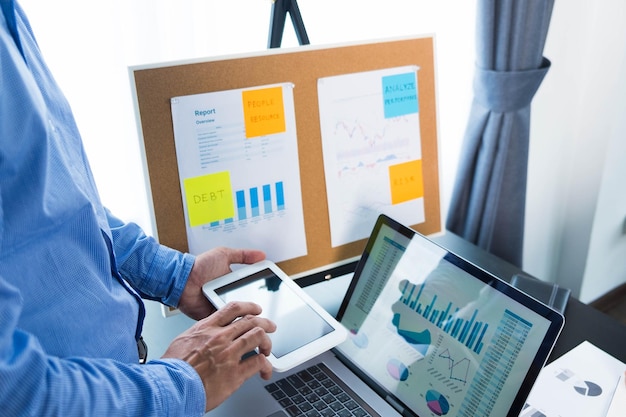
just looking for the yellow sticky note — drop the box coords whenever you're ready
[184,172,234,227]
[389,159,424,205]
[242,86,286,138]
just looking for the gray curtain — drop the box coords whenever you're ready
[446,0,555,267]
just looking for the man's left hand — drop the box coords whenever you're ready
[178,247,266,320]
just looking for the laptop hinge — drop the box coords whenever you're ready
[385,395,405,415]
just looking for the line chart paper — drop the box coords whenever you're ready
[317,66,425,247]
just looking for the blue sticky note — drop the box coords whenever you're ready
[382,72,419,118]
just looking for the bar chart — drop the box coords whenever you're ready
[399,280,489,355]
[209,181,286,227]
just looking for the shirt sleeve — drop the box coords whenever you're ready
[105,209,196,307]
[0,276,206,416]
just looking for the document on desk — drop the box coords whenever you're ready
[317,66,426,247]
[605,371,626,417]
[520,341,626,417]
[170,83,307,260]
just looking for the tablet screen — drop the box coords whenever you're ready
[214,268,334,358]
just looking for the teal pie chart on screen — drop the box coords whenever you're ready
[386,358,409,381]
[425,390,450,416]
[350,329,369,349]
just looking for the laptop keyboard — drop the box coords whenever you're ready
[265,363,377,417]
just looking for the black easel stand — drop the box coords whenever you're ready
[268,0,310,48]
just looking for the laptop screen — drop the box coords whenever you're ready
[335,215,564,417]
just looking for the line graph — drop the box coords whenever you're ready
[438,348,471,385]
[334,117,415,149]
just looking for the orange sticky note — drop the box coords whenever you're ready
[242,86,286,138]
[389,159,424,204]
[184,171,234,227]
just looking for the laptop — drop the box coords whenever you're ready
[207,214,565,417]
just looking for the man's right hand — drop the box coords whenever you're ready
[162,301,276,411]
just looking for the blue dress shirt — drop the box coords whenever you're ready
[0,1,205,415]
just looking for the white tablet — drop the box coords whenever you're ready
[202,260,348,372]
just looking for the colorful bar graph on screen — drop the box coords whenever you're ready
[400,280,489,355]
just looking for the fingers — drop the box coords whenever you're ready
[240,349,274,380]
[217,247,266,266]
[210,301,276,383]
[206,301,276,357]
[232,319,274,357]
[211,301,263,327]
[239,248,266,265]
[231,249,265,264]
[165,300,276,411]
[214,302,275,378]
[231,321,274,381]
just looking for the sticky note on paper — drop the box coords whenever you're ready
[184,171,234,227]
[382,72,419,118]
[242,86,286,138]
[389,159,424,205]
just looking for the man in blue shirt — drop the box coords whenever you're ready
[0,1,276,415]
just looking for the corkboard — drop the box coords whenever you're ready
[130,35,440,276]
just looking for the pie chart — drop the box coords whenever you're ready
[573,380,602,397]
[350,330,369,349]
[387,358,410,381]
[425,389,450,416]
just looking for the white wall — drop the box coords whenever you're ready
[525,0,626,302]
[582,80,626,302]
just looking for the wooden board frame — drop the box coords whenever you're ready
[130,35,441,276]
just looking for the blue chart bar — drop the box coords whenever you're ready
[207,182,286,227]
[236,190,246,220]
[275,181,285,211]
[400,280,488,355]
[249,188,260,217]
[239,182,290,222]
[262,184,272,214]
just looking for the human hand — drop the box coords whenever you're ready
[162,301,276,411]
[178,247,265,320]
